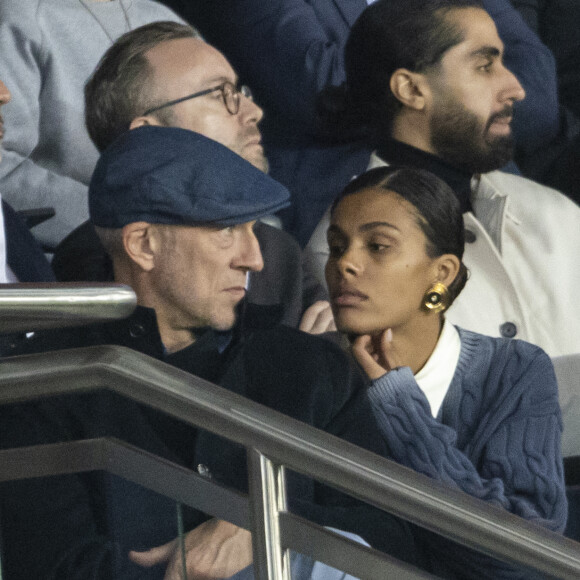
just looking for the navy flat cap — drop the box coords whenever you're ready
[89,126,290,228]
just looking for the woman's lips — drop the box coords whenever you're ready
[331,288,368,306]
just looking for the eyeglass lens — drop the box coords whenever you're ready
[222,83,252,115]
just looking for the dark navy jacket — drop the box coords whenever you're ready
[0,307,420,579]
[2,200,54,282]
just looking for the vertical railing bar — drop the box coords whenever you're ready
[247,448,291,580]
[277,465,292,577]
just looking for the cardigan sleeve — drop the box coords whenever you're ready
[368,350,567,579]
[368,362,566,531]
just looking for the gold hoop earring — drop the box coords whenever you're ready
[423,282,450,313]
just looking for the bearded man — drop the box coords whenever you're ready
[306,0,580,358]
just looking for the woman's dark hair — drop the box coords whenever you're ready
[318,0,482,140]
[332,166,469,305]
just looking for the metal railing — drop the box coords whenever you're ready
[1,344,580,579]
[0,282,136,333]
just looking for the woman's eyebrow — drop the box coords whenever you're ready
[359,221,400,233]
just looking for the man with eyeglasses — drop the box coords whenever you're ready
[52,20,334,335]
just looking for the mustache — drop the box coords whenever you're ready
[243,128,261,140]
[486,105,513,129]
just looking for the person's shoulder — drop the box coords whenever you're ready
[241,327,354,378]
[483,170,580,210]
[479,170,580,235]
[456,326,552,377]
[457,325,546,353]
[237,327,365,418]
[247,325,343,354]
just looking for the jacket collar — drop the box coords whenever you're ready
[371,144,518,251]
[104,299,282,359]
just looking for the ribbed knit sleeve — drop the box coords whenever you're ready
[367,333,566,534]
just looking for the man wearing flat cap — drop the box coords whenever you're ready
[0,127,419,580]
[52,20,333,336]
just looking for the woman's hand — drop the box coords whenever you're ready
[351,329,404,380]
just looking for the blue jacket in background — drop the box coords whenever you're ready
[163,0,560,245]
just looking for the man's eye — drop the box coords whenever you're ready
[328,243,345,256]
[478,61,493,73]
[215,226,235,240]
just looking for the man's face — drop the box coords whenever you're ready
[150,221,264,346]
[143,38,268,172]
[0,79,11,163]
[423,8,525,173]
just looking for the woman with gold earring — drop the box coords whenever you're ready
[325,166,567,577]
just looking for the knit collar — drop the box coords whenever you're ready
[375,140,474,214]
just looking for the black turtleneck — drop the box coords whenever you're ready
[376,140,474,214]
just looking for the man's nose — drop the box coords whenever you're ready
[500,66,526,104]
[236,230,264,272]
[239,91,264,124]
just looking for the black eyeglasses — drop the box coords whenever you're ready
[142,81,253,116]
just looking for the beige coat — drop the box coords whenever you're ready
[305,154,580,357]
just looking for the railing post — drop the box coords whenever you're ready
[247,448,291,580]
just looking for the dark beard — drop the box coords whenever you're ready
[430,100,515,174]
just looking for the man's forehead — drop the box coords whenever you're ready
[443,7,504,62]
[145,37,236,86]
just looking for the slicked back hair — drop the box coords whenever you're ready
[344,0,482,135]
[332,166,469,305]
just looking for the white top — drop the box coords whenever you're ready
[414,319,461,418]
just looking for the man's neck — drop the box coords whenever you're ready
[162,332,196,354]
[391,116,436,158]
[376,139,474,214]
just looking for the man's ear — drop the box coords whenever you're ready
[122,222,158,272]
[390,69,429,111]
[129,115,163,131]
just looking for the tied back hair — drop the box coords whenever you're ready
[317,0,482,143]
[332,166,469,305]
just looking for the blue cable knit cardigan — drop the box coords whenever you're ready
[368,327,567,578]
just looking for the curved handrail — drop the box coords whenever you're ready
[0,283,136,332]
[1,345,579,578]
